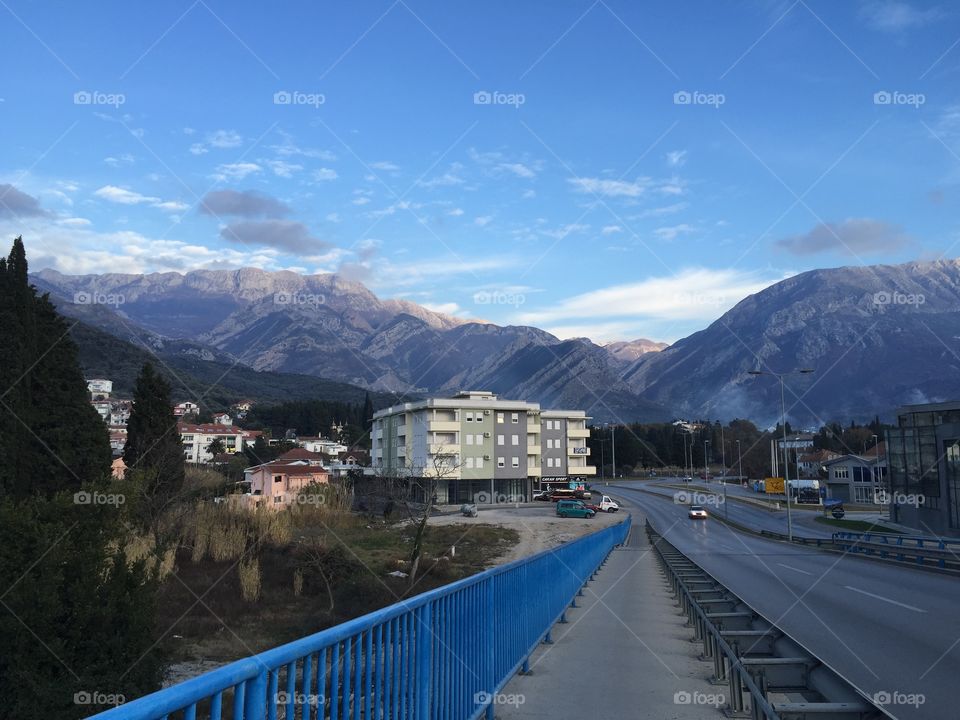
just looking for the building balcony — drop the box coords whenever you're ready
[567,427,590,439]
[526,445,542,454]
[429,443,460,455]
[568,446,590,456]
[573,466,597,476]
[428,420,460,433]
[527,467,542,477]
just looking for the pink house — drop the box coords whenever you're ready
[241,449,329,509]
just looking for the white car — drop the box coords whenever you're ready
[688,505,708,519]
[598,495,619,513]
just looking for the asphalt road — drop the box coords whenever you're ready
[607,484,960,720]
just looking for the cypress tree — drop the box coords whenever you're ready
[0,238,162,718]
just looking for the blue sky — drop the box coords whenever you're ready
[2,0,959,343]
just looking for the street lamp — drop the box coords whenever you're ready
[736,439,743,483]
[704,440,710,482]
[720,423,727,484]
[748,367,815,541]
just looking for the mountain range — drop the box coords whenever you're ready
[32,258,960,424]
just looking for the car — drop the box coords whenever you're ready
[598,495,619,513]
[688,505,708,519]
[550,489,577,502]
[556,499,595,519]
[582,501,602,513]
[532,491,553,501]
[573,488,592,500]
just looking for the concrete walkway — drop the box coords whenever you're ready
[497,521,726,719]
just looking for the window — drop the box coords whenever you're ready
[511,413,519,423]
[274,496,282,503]
[497,457,505,468]
[274,475,283,483]
[546,438,554,449]
[476,434,484,445]
[497,435,505,446]
[547,457,554,468]
[466,434,474,445]
[465,412,473,422]
[476,457,484,469]
[511,434,519,446]
[497,412,504,424]
[512,457,519,468]
[465,457,474,469]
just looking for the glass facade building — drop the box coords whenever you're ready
[886,401,960,536]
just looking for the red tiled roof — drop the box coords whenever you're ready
[258,463,329,476]
[278,448,325,461]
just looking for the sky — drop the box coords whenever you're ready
[2,0,959,344]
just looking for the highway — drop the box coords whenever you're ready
[609,483,960,720]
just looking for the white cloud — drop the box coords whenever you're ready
[264,160,303,177]
[212,162,262,181]
[189,143,208,155]
[665,150,687,167]
[517,268,782,326]
[654,223,695,241]
[418,163,465,189]
[422,302,461,315]
[448,208,464,217]
[352,196,371,206]
[568,176,649,197]
[103,153,135,167]
[93,185,185,212]
[57,217,91,227]
[601,225,622,235]
[326,212,341,223]
[370,161,400,171]
[313,167,338,181]
[208,129,243,148]
[860,0,940,31]
[498,162,536,178]
[474,215,493,227]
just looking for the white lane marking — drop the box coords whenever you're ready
[777,562,814,576]
[844,585,927,613]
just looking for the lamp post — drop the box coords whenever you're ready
[611,424,617,480]
[704,440,710,482]
[720,423,727,484]
[748,367,815,541]
[872,432,881,512]
[737,439,743,483]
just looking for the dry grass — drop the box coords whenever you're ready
[238,557,262,602]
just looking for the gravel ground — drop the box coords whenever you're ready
[428,502,626,565]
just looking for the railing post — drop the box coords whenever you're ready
[243,671,267,720]
[485,575,495,720]
[417,603,432,720]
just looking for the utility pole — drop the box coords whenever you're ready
[720,424,726,484]
[611,424,617,480]
[704,440,710,482]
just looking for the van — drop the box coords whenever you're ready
[598,495,619,513]
[556,500,595,519]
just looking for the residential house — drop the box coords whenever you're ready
[173,401,200,417]
[212,412,233,426]
[179,422,246,463]
[87,378,112,400]
[796,448,840,478]
[241,448,330,509]
[823,453,888,504]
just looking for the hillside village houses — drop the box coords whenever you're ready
[239,448,331,509]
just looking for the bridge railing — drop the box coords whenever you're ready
[88,516,631,720]
[832,531,960,571]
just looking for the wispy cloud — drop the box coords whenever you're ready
[859,0,941,31]
[94,185,186,212]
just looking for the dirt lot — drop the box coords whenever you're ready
[429,503,626,564]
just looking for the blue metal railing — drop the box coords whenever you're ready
[88,516,631,720]
[832,531,960,570]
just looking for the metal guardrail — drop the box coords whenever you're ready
[647,521,886,720]
[87,517,631,720]
[832,531,960,571]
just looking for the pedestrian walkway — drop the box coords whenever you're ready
[498,519,726,719]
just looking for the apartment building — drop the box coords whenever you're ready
[178,422,246,463]
[371,391,594,504]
